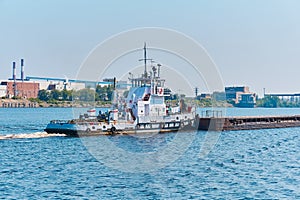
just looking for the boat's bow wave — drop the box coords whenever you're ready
[0,132,66,140]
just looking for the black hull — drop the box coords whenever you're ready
[44,119,196,137]
[45,128,78,137]
[44,128,108,137]
[44,126,188,137]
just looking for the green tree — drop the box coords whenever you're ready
[73,88,95,101]
[50,90,61,100]
[257,96,280,107]
[95,85,113,101]
[61,89,73,101]
[38,90,50,101]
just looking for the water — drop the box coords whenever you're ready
[0,108,299,199]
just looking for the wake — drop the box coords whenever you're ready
[0,132,66,140]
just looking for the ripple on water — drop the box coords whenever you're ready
[0,108,300,199]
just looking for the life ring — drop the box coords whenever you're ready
[111,126,116,133]
[86,128,91,133]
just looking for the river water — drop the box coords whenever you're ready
[0,108,299,199]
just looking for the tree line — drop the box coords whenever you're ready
[36,86,300,108]
[37,85,114,102]
[257,96,300,107]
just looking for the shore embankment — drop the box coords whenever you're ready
[0,99,111,108]
[1,99,39,108]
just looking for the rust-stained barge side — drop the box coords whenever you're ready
[197,115,300,131]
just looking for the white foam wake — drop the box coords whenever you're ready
[0,132,66,140]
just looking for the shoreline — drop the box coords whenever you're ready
[0,99,112,108]
[2,99,300,109]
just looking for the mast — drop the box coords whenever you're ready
[139,43,152,78]
[144,43,147,78]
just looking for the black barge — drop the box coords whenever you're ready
[197,115,300,131]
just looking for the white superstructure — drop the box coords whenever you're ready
[45,44,196,136]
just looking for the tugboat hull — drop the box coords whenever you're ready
[44,119,195,137]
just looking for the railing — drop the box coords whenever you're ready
[201,110,223,118]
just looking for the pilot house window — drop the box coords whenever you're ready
[150,96,163,104]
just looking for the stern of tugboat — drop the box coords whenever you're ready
[44,120,78,136]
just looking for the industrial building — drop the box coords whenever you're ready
[225,86,256,107]
[225,86,250,100]
[1,59,129,99]
[2,81,39,98]
[0,85,6,98]
[39,81,86,91]
[102,78,128,90]
[0,59,39,98]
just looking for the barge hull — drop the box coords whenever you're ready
[197,115,300,131]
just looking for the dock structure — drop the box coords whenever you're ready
[197,115,300,131]
[1,102,37,108]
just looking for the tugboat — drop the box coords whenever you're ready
[45,44,196,136]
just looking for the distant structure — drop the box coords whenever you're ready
[27,76,122,91]
[2,81,39,98]
[194,87,198,97]
[265,93,300,102]
[0,85,7,98]
[27,76,87,91]
[40,81,85,91]
[21,58,25,81]
[1,59,129,99]
[197,93,211,100]
[225,86,256,108]
[103,78,128,90]
[0,60,40,98]
[212,91,226,101]
[225,86,249,99]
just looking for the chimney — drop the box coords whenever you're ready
[12,62,16,81]
[12,62,17,97]
[21,59,24,81]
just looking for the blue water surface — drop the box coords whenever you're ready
[0,108,299,199]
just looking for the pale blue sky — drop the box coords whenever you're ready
[1,0,300,96]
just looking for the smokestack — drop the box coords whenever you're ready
[12,62,16,81]
[12,62,17,97]
[21,59,24,81]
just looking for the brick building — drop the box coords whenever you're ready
[1,81,39,98]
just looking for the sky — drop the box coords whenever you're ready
[1,0,300,96]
